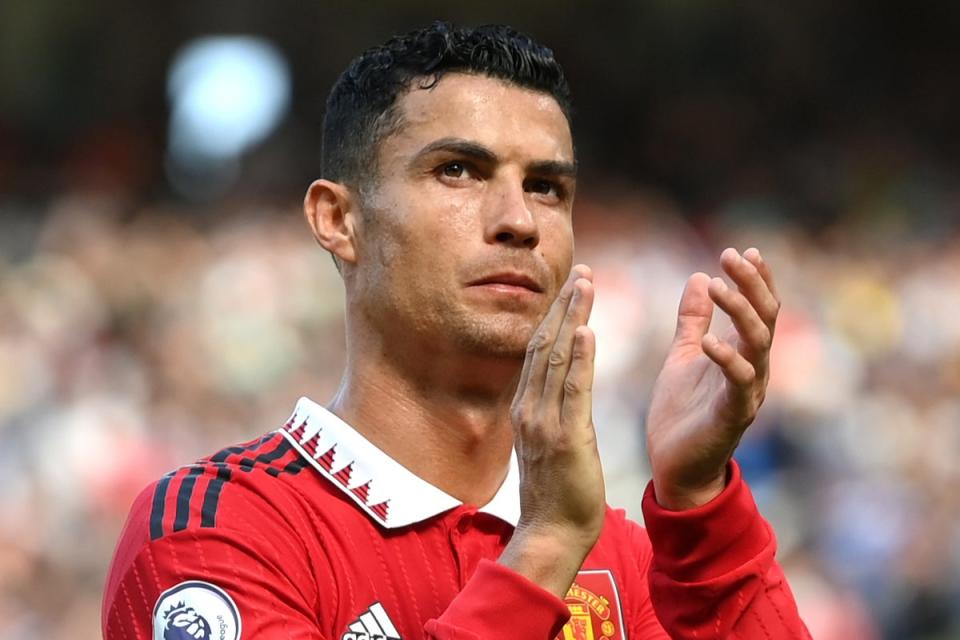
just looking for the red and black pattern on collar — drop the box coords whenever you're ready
[148,432,306,540]
[282,413,392,525]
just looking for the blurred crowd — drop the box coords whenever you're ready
[1,173,958,638]
[2,2,959,638]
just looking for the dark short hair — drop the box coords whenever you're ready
[321,22,572,188]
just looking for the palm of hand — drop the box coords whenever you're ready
[647,328,757,498]
[646,249,779,509]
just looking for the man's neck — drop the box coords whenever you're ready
[327,342,521,507]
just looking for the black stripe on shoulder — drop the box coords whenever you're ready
[149,432,286,538]
[209,433,276,463]
[153,434,296,533]
[200,463,232,528]
[237,438,293,472]
[150,473,174,541]
[173,466,205,533]
[266,457,308,478]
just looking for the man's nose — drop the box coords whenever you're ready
[484,181,540,249]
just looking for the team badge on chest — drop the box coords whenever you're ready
[557,570,625,640]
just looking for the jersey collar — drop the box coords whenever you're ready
[279,396,521,529]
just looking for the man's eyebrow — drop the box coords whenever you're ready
[528,159,578,179]
[410,137,577,178]
[410,138,498,166]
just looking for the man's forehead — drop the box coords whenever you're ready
[398,72,565,113]
[388,72,574,161]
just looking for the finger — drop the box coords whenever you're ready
[515,266,583,394]
[701,333,756,388]
[743,247,781,306]
[559,326,596,431]
[541,278,595,405]
[719,248,779,329]
[672,272,714,348]
[516,265,592,402]
[708,277,772,363]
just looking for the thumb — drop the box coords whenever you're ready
[672,272,714,348]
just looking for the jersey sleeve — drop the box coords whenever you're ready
[639,460,812,639]
[102,478,328,640]
[424,559,572,639]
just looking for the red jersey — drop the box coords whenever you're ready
[103,397,810,639]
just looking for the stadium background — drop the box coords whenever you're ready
[1,2,959,638]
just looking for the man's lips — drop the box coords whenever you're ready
[467,272,544,293]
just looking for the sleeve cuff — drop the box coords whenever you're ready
[641,459,773,583]
[426,559,570,639]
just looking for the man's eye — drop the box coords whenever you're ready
[441,162,466,178]
[528,179,559,196]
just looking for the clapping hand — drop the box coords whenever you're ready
[646,248,781,510]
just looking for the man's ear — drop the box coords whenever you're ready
[303,179,359,266]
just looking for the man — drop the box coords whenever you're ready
[103,23,810,639]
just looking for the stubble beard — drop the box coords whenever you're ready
[435,299,545,361]
[362,286,538,362]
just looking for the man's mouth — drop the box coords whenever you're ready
[468,272,544,293]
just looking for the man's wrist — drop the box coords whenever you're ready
[652,471,728,511]
[499,526,593,599]
[642,460,773,583]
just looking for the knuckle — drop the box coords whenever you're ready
[755,327,772,350]
[511,406,531,430]
[528,331,553,353]
[548,349,568,367]
[761,305,779,325]
[532,410,555,435]
[563,377,587,395]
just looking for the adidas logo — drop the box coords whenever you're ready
[341,602,401,640]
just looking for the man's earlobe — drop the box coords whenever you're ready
[304,179,358,266]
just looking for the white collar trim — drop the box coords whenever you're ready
[279,397,520,529]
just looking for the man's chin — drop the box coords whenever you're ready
[453,321,535,360]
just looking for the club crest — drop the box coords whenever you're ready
[153,580,241,640]
[557,570,625,640]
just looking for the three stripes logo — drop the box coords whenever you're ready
[149,433,307,540]
[341,602,401,640]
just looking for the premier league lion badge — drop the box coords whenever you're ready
[153,580,241,640]
[557,570,626,640]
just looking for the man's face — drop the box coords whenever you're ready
[350,73,576,359]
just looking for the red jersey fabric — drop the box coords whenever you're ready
[102,397,810,639]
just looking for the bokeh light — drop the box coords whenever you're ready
[165,36,291,199]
